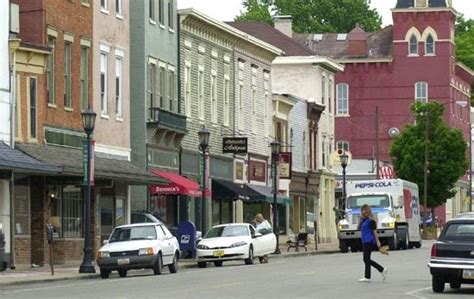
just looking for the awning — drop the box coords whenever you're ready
[150,170,202,197]
[0,142,62,174]
[15,143,166,185]
[245,183,291,205]
[212,178,251,201]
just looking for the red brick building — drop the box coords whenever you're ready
[294,0,473,219]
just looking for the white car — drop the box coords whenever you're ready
[196,223,276,268]
[97,223,180,279]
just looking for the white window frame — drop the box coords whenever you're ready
[238,83,244,131]
[336,140,350,152]
[149,0,156,23]
[168,66,176,112]
[28,77,38,140]
[328,78,333,114]
[80,44,89,111]
[252,88,257,134]
[198,66,204,120]
[211,72,217,123]
[101,0,109,13]
[115,55,123,119]
[158,0,164,25]
[425,34,435,55]
[409,34,418,56]
[115,0,123,18]
[168,0,174,31]
[321,74,326,105]
[147,58,158,118]
[264,93,268,137]
[336,83,349,116]
[64,41,72,109]
[47,34,56,107]
[185,61,191,117]
[159,62,166,109]
[100,50,109,117]
[223,67,230,126]
[415,82,428,103]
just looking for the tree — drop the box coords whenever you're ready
[389,102,468,210]
[455,15,474,105]
[236,0,382,33]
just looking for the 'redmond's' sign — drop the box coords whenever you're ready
[223,137,248,154]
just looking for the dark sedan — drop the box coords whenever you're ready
[428,216,474,293]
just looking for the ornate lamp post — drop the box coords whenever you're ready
[340,152,349,212]
[271,140,281,254]
[79,109,96,274]
[198,126,210,234]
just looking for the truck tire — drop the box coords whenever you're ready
[350,245,358,252]
[400,230,409,250]
[414,240,422,248]
[387,235,397,251]
[339,240,349,253]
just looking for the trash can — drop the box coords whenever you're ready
[0,223,6,271]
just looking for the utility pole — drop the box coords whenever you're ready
[375,106,380,179]
[423,112,429,230]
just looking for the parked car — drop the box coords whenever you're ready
[455,212,474,219]
[131,212,202,240]
[196,223,276,268]
[428,215,474,293]
[96,223,180,279]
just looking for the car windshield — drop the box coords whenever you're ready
[204,225,248,238]
[109,226,156,243]
[441,222,474,240]
[347,195,390,209]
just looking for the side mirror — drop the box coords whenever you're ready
[253,232,262,238]
[102,240,109,245]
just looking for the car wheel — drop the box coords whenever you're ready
[100,269,110,279]
[168,253,178,274]
[432,276,445,293]
[244,246,254,265]
[153,253,163,275]
[414,240,422,248]
[387,234,397,251]
[350,245,358,253]
[118,269,127,278]
[339,240,349,253]
[449,281,461,289]
[197,262,207,268]
[398,230,408,250]
[214,261,223,267]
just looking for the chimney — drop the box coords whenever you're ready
[348,24,367,57]
[273,15,293,38]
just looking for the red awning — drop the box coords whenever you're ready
[150,170,202,197]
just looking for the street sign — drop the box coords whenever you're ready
[279,152,292,179]
[330,149,352,166]
[223,137,248,154]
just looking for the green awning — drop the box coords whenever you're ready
[245,183,291,205]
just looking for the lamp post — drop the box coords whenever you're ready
[340,152,349,212]
[198,126,210,234]
[79,109,96,274]
[271,140,281,254]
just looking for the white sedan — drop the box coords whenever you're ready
[96,223,180,278]
[196,223,276,268]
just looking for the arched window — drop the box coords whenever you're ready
[336,140,350,152]
[425,34,435,55]
[409,35,418,55]
[415,82,428,102]
[336,83,349,115]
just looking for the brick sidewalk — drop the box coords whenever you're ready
[0,242,339,287]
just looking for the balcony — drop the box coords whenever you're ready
[147,107,187,134]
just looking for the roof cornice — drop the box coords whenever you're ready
[456,61,474,77]
[273,56,344,72]
[337,58,393,64]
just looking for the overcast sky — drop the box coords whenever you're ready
[178,0,474,27]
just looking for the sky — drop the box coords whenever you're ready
[177,0,474,26]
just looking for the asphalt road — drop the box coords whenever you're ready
[1,240,473,299]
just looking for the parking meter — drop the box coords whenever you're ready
[46,224,54,275]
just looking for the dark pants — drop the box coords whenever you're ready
[363,243,384,279]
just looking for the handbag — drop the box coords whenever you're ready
[379,245,389,255]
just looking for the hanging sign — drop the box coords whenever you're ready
[223,137,248,154]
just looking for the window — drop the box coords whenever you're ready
[321,75,326,105]
[46,37,56,106]
[101,0,108,11]
[336,83,349,115]
[64,42,72,108]
[115,57,123,118]
[168,70,175,112]
[185,63,191,117]
[15,75,20,139]
[336,140,350,152]
[147,62,157,112]
[224,70,230,126]
[159,0,164,25]
[115,0,122,16]
[426,34,435,55]
[252,89,256,133]
[321,141,326,168]
[168,0,174,29]
[149,0,155,21]
[415,82,428,102]
[238,83,244,130]
[198,68,204,119]
[100,52,108,115]
[29,78,37,139]
[263,94,268,136]
[409,35,418,55]
[211,74,217,123]
[50,186,83,238]
[80,46,89,110]
[328,79,333,113]
[159,65,166,108]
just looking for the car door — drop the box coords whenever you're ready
[159,225,175,264]
[249,225,265,256]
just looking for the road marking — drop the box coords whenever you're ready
[211,282,242,289]
[405,286,431,299]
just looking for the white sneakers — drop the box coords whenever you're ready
[381,268,388,280]
[358,278,371,282]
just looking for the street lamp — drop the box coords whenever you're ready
[198,126,210,234]
[340,152,349,212]
[79,109,96,274]
[270,140,281,254]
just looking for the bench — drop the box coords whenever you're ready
[286,232,308,252]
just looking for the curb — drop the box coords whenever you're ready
[0,249,340,288]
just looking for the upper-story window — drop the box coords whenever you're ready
[115,0,122,17]
[184,60,191,117]
[47,36,56,106]
[168,0,174,30]
[100,52,108,116]
[409,35,418,55]
[159,0,164,25]
[321,75,326,105]
[415,82,428,102]
[149,0,155,22]
[64,41,72,109]
[328,79,333,114]
[101,0,108,11]
[336,83,349,115]
[115,56,123,119]
[425,34,435,55]
[336,140,350,152]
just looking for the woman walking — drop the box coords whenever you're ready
[358,204,388,282]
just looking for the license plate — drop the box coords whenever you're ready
[213,250,224,257]
[463,270,474,279]
[117,258,130,265]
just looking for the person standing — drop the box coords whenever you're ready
[357,204,388,282]
[254,213,271,263]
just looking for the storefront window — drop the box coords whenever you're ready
[212,199,233,226]
[152,195,177,225]
[50,185,83,238]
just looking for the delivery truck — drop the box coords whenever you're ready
[337,179,422,253]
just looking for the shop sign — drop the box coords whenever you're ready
[223,137,248,154]
[278,152,292,179]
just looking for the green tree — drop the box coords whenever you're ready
[389,102,468,210]
[236,0,382,33]
[455,15,474,105]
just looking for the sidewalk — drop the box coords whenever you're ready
[0,242,339,287]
